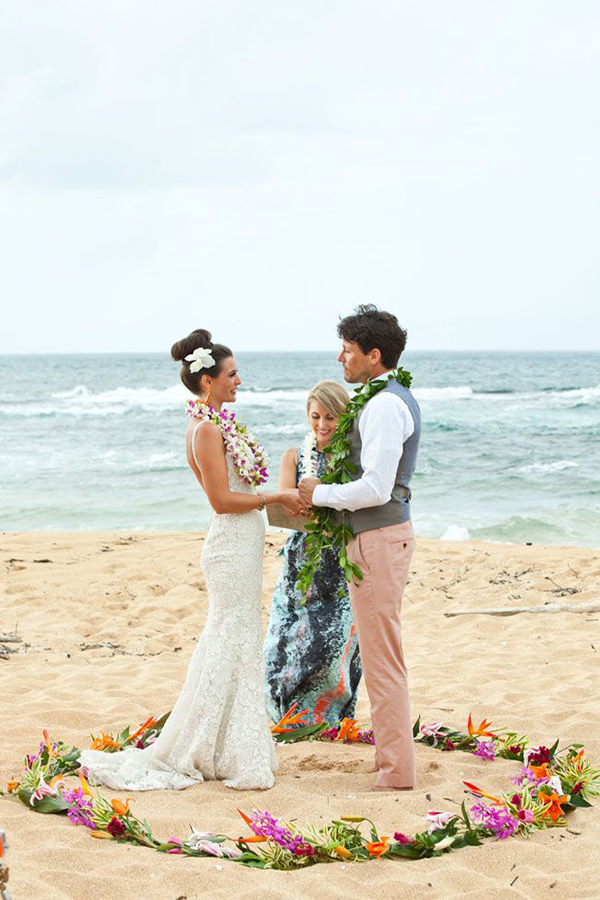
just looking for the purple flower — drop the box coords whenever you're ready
[511,766,537,787]
[250,811,315,857]
[473,740,496,761]
[64,787,96,830]
[471,803,519,839]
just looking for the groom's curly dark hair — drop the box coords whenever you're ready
[337,304,407,369]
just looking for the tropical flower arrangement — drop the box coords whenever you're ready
[295,367,413,596]
[186,401,269,487]
[3,707,598,870]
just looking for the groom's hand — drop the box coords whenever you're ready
[298,476,321,506]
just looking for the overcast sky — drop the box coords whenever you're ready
[1,1,599,353]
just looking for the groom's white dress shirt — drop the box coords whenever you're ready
[312,390,414,512]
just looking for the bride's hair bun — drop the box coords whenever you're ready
[171,328,233,396]
[170,328,213,363]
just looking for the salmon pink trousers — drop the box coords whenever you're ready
[347,520,416,788]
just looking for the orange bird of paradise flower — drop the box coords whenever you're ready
[463,782,503,804]
[90,732,121,751]
[467,714,497,738]
[540,791,569,822]
[572,749,585,771]
[125,717,160,744]
[270,702,310,734]
[366,836,389,858]
[42,730,56,757]
[77,770,94,797]
[236,808,267,843]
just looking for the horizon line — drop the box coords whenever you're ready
[1,348,599,356]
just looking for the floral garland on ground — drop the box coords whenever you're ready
[295,367,412,596]
[3,706,598,870]
[187,401,268,487]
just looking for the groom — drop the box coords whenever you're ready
[299,304,420,791]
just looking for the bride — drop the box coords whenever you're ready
[78,328,305,791]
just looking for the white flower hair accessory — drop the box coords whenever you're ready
[185,347,216,373]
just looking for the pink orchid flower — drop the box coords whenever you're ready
[191,839,242,858]
[517,809,535,824]
[29,772,65,806]
[426,810,455,832]
[420,722,445,746]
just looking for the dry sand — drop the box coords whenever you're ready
[1,531,599,900]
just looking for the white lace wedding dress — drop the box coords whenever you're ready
[78,425,278,791]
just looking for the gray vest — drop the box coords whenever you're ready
[345,378,421,534]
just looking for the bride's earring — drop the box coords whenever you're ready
[204,384,212,407]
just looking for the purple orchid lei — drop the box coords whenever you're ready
[186,401,269,486]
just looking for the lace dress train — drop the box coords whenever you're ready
[78,452,278,791]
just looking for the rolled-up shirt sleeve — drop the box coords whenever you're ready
[312,391,413,512]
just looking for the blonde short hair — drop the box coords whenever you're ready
[306,380,350,418]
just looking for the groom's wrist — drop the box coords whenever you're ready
[312,484,328,507]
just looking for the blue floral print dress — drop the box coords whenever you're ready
[263,447,362,724]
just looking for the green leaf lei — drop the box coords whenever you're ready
[295,366,413,599]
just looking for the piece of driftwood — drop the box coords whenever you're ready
[0,634,22,643]
[445,601,600,618]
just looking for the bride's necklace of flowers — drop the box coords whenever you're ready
[295,367,412,597]
[186,400,269,487]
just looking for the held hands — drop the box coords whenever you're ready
[298,476,321,507]
[280,489,311,519]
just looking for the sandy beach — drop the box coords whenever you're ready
[1,531,599,900]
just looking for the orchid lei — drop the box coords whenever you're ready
[186,400,269,487]
[295,367,412,596]
[299,431,320,480]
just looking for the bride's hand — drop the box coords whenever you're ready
[280,489,311,518]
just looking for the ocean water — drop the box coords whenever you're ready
[1,352,599,547]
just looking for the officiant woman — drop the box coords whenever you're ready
[264,381,362,724]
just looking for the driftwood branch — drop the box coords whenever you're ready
[445,601,600,618]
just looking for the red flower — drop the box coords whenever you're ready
[527,746,550,767]
[393,832,414,844]
[107,817,126,837]
[445,738,456,751]
[572,782,583,795]
[510,793,522,809]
